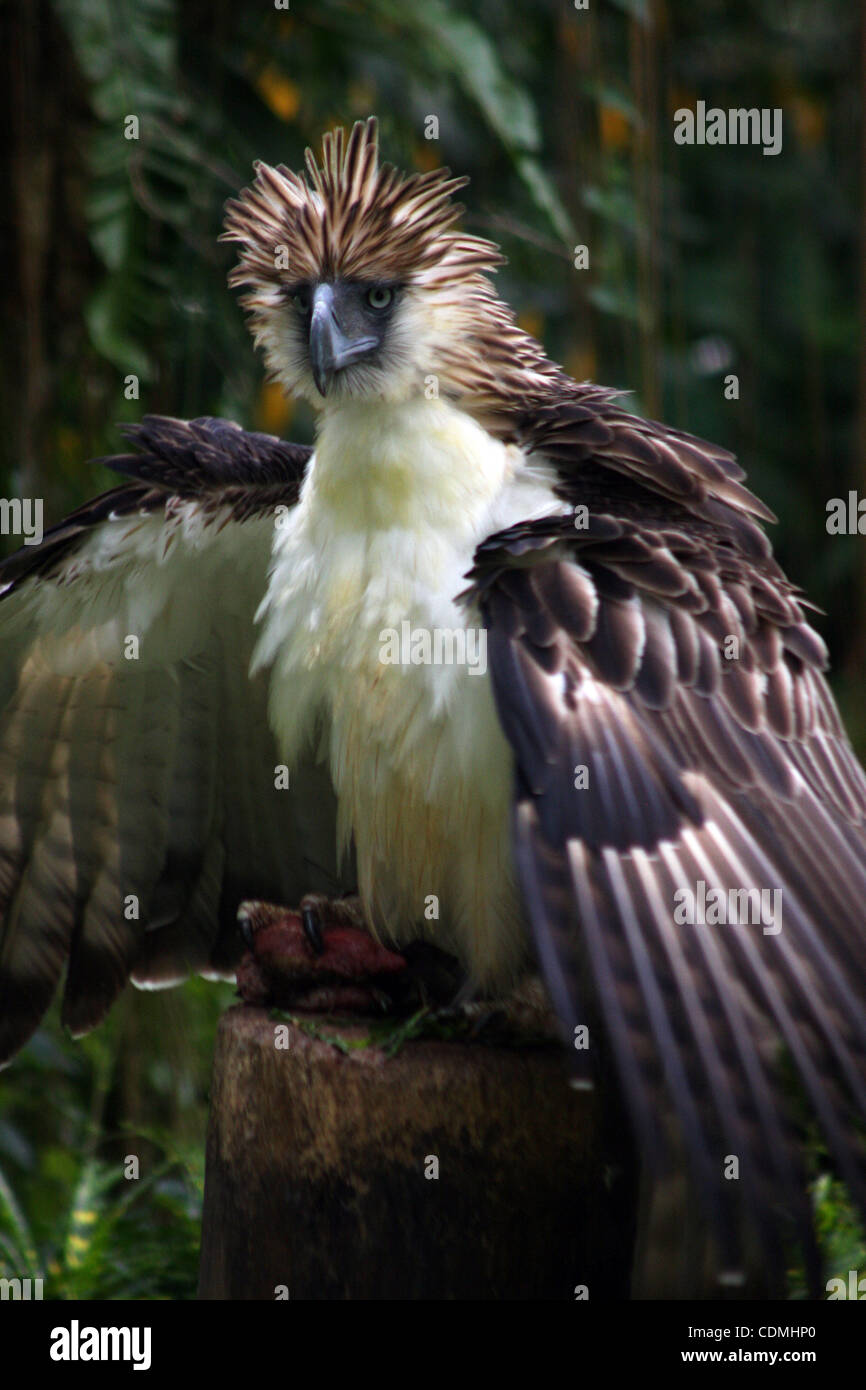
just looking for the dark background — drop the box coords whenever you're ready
[0,0,863,1298]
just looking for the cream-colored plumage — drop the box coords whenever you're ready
[221,115,573,982]
[256,394,566,986]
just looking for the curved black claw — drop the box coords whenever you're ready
[302,903,326,957]
[237,906,255,952]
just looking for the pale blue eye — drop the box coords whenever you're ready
[366,286,393,310]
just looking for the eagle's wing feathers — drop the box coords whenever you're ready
[471,407,866,1285]
[0,416,342,1064]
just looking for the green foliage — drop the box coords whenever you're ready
[813,1175,866,1285]
[275,1002,556,1057]
[0,980,233,1299]
[787,1176,866,1300]
[365,0,573,240]
[56,0,253,427]
[0,1147,201,1300]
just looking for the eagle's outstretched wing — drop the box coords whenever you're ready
[468,396,866,1289]
[0,415,344,1065]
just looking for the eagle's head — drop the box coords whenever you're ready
[222,117,556,412]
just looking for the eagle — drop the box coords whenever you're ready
[1,117,864,1297]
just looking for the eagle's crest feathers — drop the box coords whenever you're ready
[222,117,501,294]
[221,117,564,409]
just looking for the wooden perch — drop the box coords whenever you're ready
[198,1004,635,1300]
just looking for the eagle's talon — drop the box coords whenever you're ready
[301,904,325,957]
[234,895,410,1012]
[236,904,256,952]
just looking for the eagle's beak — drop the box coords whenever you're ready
[309,284,378,396]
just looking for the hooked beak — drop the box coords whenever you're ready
[309,284,378,397]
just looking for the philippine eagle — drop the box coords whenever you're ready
[1,118,864,1296]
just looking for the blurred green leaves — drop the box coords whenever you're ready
[369,0,573,240]
[0,979,233,1299]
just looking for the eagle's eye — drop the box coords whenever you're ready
[290,287,311,314]
[365,286,394,311]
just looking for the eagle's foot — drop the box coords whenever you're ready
[235,895,408,1013]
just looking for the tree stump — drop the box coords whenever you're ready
[198,1004,635,1300]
